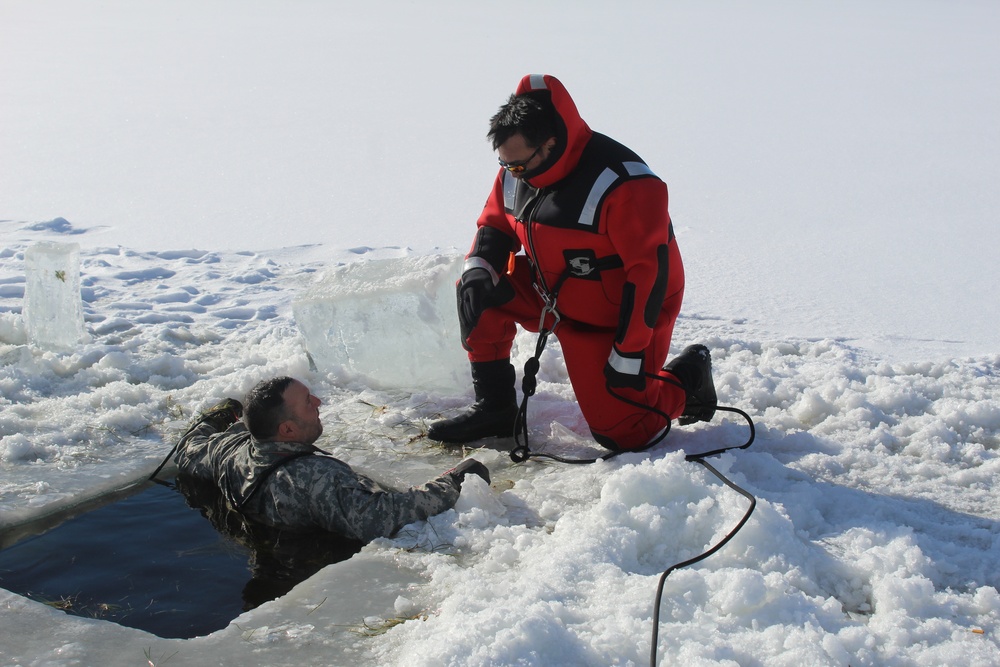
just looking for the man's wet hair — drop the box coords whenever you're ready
[244,376,295,439]
[488,93,557,150]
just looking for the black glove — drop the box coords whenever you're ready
[604,358,646,392]
[457,267,495,332]
[446,459,491,485]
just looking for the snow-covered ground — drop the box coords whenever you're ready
[2,1,999,666]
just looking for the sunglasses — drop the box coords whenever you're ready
[498,144,543,173]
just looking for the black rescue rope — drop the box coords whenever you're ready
[149,441,180,481]
[504,270,758,666]
[510,314,663,464]
[511,354,755,464]
[510,263,671,464]
[511,271,570,463]
[506,263,758,665]
[648,455,756,667]
[510,316,580,463]
[509,259,755,464]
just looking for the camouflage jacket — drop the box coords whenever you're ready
[173,421,461,542]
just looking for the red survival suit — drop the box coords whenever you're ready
[463,74,687,450]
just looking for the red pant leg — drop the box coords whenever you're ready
[559,290,686,450]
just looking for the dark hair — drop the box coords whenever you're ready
[243,376,295,439]
[487,93,557,150]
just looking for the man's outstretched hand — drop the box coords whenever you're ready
[446,459,491,485]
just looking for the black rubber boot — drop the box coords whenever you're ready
[663,344,717,425]
[427,360,517,443]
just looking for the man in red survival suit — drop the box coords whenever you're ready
[428,74,718,451]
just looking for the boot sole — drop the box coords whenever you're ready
[678,405,717,426]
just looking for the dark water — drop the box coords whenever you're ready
[0,479,362,638]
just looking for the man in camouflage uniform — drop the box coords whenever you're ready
[173,376,490,543]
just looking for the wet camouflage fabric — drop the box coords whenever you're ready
[173,421,461,542]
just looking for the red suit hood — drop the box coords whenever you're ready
[513,74,594,188]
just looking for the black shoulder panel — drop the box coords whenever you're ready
[514,133,659,232]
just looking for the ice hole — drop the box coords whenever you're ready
[0,478,361,638]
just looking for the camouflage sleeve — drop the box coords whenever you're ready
[173,421,249,480]
[269,457,462,542]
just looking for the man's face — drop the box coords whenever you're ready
[497,133,554,180]
[279,380,323,444]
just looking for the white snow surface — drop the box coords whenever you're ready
[2,1,999,666]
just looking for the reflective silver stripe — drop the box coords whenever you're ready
[528,74,547,90]
[578,168,619,228]
[624,161,655,178]
[503,170,517,211]
[463,257,499,285]
[608,348,642,376]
